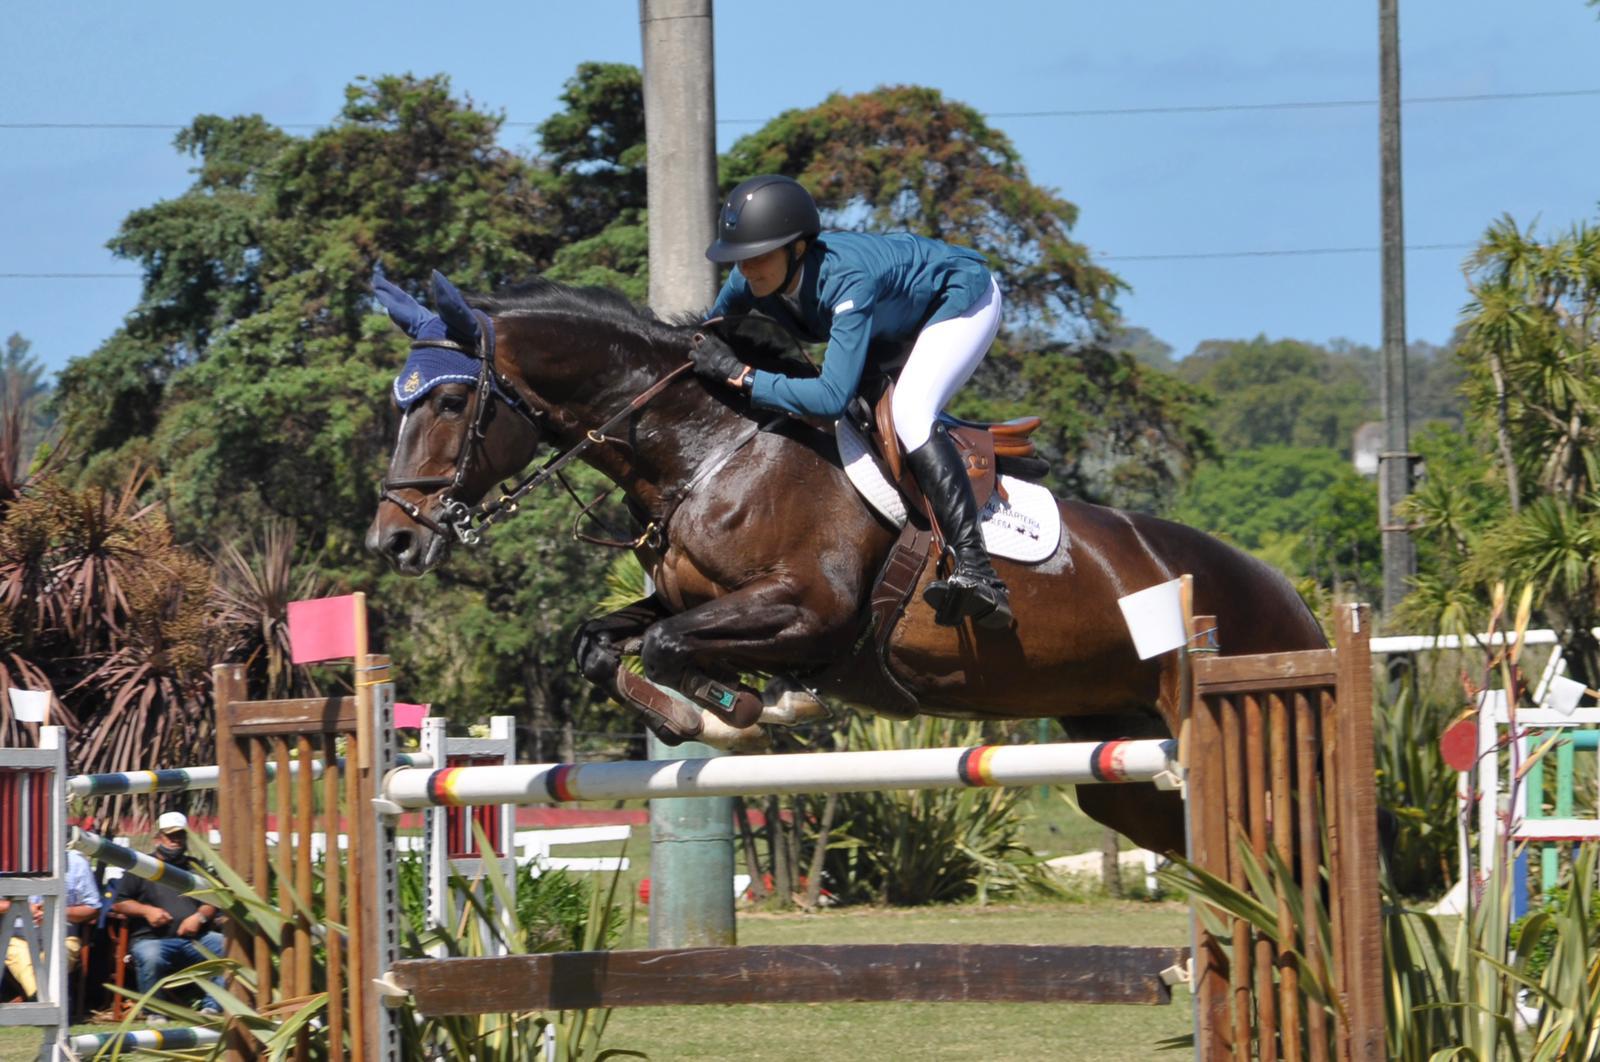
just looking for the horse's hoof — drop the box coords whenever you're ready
[697,713,772,753]
[760,677,832,726]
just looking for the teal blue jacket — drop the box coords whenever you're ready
[707,231,992,418]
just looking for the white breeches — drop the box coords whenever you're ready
[891,276,1003,451]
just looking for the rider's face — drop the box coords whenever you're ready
[738,242,804,298]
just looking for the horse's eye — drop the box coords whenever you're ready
[437,392,469,416]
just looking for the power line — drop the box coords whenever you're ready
[949,87,1600,122]
[0,243,1480,279]
[4,87,1598,132]
[1098,242,1474,262]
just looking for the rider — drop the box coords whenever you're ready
[693,174,1013,630]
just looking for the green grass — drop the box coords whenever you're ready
[603,899,1195,1062]
[1,900,1194,1062]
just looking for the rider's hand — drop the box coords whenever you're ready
[690,333,751,393]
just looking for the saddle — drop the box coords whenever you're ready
[863,380,1043,517]
[815,383,1047,715]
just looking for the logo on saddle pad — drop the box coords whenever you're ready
[835,419,1062,564]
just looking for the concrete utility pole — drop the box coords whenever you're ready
[1378,0,1415,619]
[638,0,735,949]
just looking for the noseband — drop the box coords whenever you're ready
[379,312,697,548]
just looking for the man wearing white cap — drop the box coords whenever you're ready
[110,811,224,1013]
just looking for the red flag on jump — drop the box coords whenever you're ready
[394,703,430,729]
[287,594,360,664]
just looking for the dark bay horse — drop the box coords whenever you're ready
[365,273,1326,856]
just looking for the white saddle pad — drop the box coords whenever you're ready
[836,419,1062,564]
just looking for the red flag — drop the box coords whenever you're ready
[287,595,360,664]
[394,703,429,729]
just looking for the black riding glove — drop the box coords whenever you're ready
[690,333,752,393]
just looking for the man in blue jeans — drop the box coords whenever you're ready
[111,812,223,1014]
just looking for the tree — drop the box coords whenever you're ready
[1173,336,1375,455]
[1401,215,1600,680]
[1172,446,1380,601]
[0,334,55,508]
[720,85,1121,330]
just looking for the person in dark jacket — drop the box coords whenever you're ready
[111,812,223,1013]
[695,174,1012,628]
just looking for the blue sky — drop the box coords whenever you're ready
[5,2,1598,379]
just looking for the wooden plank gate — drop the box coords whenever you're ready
[1188,603,1384,1060]
[212,656,401,1061]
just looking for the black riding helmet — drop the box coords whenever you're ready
[705,175,821,263]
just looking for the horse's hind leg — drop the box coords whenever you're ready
[1057,713,1187,858]
[1075,783,1187,858]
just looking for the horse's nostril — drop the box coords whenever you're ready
[383,528,413,559]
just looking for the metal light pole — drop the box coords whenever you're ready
[638,0,735,948]
[1378,0,1415,620]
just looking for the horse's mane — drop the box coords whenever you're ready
[472,275,818,378]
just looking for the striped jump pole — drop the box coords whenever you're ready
[379,738,1179,811]
[68,827,209,895]
[67,751,432,797]
[70,1026,221,1053]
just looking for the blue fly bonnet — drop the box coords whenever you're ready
[373,266,497,410]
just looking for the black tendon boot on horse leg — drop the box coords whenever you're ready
[905,423,1014,629]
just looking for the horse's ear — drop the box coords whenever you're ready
[372,264,447,341]
[431,270,481,350]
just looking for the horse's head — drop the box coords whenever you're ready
[365,269,543,574]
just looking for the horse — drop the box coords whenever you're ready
[365,271,1327,857]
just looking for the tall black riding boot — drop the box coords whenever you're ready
[904,423,1014,629]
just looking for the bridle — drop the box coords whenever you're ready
[378,312,542,545]
[379,311,703,548]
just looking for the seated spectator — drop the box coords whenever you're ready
[111,812,224,1013]
[1,895,34,1001]
[0,848,101,1002]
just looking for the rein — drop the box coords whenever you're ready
[466,361,695,547]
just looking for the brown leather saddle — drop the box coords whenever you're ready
[867,380,1042,519]
[813,383,1045,715]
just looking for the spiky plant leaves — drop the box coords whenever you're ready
[209,518,327,699]
[820,714,1061,906]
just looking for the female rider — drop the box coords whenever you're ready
[691,174,1012,630]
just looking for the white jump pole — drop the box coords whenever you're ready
[379,738,1179,811]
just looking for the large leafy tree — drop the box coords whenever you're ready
[45,74,622,750]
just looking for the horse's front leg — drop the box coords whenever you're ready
[573,597,705,742]
[572,597,669,692]
[639,579,846,728]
